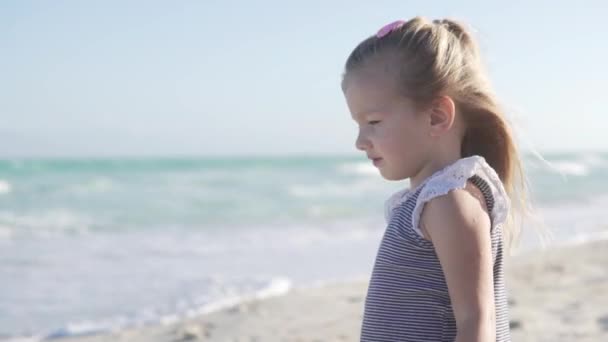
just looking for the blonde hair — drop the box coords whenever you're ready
[341,16,542,252]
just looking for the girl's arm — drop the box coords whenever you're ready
[420,181,496,342]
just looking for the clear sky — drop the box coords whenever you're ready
[1,0,606,158]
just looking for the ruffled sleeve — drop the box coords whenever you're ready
[407,155,510,239]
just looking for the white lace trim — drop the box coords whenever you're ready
[383,155,511,239]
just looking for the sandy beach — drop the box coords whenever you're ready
[40,239,608,342]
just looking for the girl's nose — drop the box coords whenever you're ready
[355,131,371,151]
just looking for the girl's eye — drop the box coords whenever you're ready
[368,120,381,125]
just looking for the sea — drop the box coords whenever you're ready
[1,152,607,340]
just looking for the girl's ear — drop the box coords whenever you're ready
[428,95,456,137]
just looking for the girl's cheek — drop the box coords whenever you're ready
[375,126,389,140]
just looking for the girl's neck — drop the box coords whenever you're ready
[409,153,464,190]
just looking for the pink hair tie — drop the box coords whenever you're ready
[376,20,406,38]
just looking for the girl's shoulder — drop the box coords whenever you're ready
[384,155,510,239]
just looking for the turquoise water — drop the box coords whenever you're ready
[1,152,607,339]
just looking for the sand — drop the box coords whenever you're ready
[33,239,608,342]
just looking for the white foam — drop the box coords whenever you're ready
[513,229,608,257]
[336,162,378,176]
[0,209,92,237]
[524,151,608,178]
[43,320,115,339]
[578,152,607,168]
[550,161,589,176]
[531,152,608,177]
[279,226,380,247]
[287,179,379,198]
[185,277,291,317]
[510,195,608,255]
[1,337,43,342]
[0,180,12,194]
[20,277,292,341]
[0,225,13,240]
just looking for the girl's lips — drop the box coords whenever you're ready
[372,158,383,166]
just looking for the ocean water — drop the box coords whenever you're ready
[1,152,607,339]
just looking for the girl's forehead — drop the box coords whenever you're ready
[344,70,401,105]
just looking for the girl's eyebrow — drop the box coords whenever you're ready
[352,109,385,121]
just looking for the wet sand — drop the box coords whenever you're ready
[44,239,608,342]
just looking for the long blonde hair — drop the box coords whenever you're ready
[341,17,539,252]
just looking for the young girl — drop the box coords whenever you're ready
[341,17,527,342]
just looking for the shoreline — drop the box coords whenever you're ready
[9,238,608,342]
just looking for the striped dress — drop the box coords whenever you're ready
[360,155,511,342]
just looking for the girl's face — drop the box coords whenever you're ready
[343,67,433,181]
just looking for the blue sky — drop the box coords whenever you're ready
[1,0,606,158]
